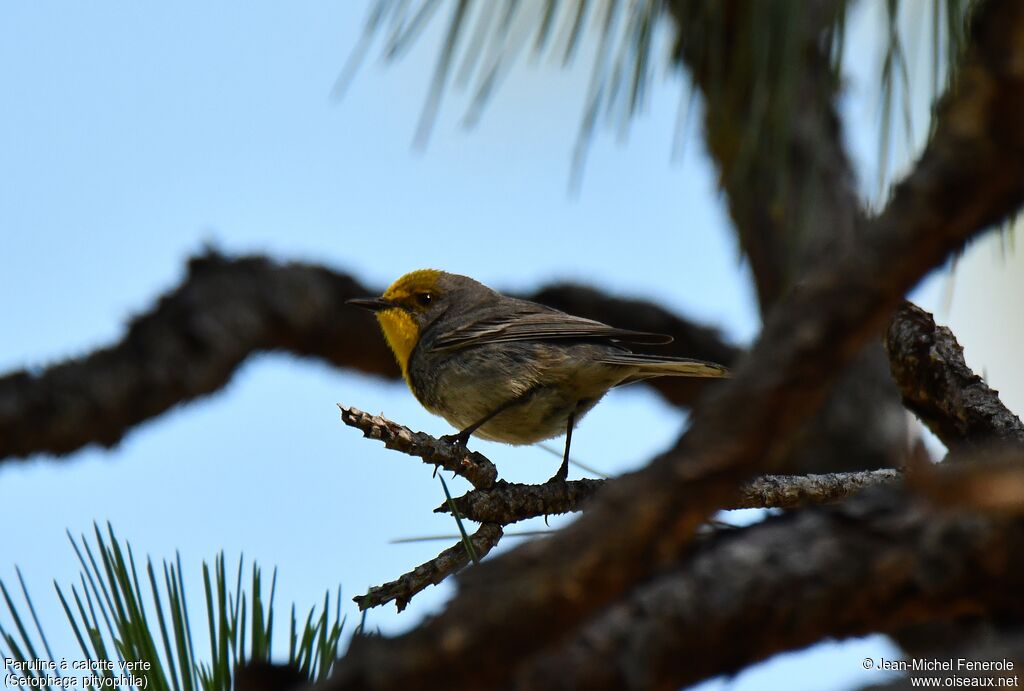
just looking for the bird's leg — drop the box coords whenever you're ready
[441,389,537,448]
[546,412,575,484]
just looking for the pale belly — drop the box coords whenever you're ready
[410,341,630,445]
[445,384,606,444]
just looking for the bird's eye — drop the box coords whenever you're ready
[415,292,432,306]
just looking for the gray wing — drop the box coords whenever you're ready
[430,305,673,350]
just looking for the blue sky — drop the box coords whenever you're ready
[3,2,1019,690]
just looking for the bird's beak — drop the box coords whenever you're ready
[346,297,392,312]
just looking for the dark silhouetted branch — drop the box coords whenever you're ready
[355,523,504,612]
[886,302,1024,449]
[324,1,1024,686]
[0,253,389,460]
[670,0,909,475]
[670,0,858,309]
[516,486,1024,690]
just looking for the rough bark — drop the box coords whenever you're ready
[438,469,902,525]
[355,523,504,612]
[515,487,1024,691]
[343,406,902,612]
[886,301,1024,449]
[339,405,498,489]
[668,0,909,474]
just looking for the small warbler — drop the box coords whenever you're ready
[348,270,728,481]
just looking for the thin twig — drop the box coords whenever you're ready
[354,523,503,612]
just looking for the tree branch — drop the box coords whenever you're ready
[0,254,735,462]
[669,0,910,475]
[0,253,387,460]
[355,523,504,612]
[337,405,497,490]
[323,1,1024,685]
[515,485,1024,690]
[437,469,902,524]
[669,0,857,309]
[343,404,900,611]
[735,468,903,510]
[886,301,1024,449]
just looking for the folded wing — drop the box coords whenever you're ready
[431,305,674,350]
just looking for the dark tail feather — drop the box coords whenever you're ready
[599,353,729,380]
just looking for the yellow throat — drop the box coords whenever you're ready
[376,308,418,383]
[375,269,442,384]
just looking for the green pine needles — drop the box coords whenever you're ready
[1,524,347,691]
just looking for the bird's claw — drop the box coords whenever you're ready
[544,467,569,485]
[441,432,471,449]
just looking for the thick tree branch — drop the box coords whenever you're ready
[670,0,858,308]
[670,0,909,475]
[515,485,1024,691]
[437,469,902,524]
[0,253,386,460]
[0,254,734,462]
[323,1,1024,686]
[355,523,504,612]
[886,302,1024,448]
[882,301,1024,670]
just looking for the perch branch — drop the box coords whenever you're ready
[349,404,899,613]
[337,405,497,490]
[437,469,903,524]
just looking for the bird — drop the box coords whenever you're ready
[348,269,728,482]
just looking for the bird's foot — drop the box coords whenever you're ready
[544,461,569,485]
[440,431,472,449]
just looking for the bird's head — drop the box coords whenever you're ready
[347,269,455,380]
